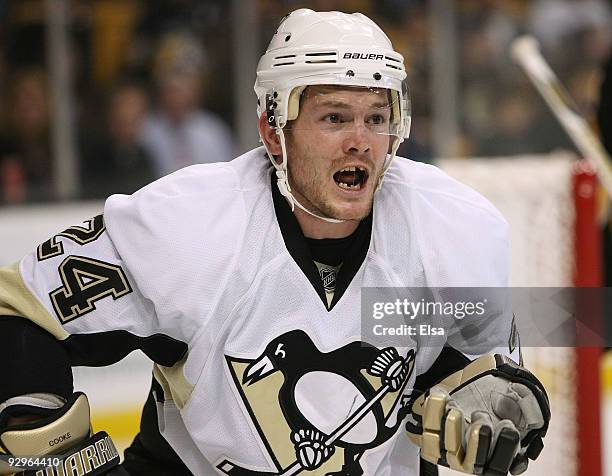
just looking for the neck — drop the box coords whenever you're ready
[293,206,359,238]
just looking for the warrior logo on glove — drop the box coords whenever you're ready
[219,330,415,475]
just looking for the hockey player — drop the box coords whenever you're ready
[0,9,549,476]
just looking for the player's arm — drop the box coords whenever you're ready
[0,213,187,474]
[400,129,549,473]
[0,298,127,476]
[406,349,549,476]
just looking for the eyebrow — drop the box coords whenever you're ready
[316,99,390,109]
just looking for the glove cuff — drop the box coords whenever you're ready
[0,392,90,455]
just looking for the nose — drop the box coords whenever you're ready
[342,123,371,155]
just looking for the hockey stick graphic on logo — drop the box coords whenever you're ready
[510,35,612,198]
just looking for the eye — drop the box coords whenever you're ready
[368,114,387,125]
[323,113,342,124]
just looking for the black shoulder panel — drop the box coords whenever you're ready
[63,330,187,368]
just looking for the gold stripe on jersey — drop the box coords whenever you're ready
[0,262,69,340]
[153,357,194,410]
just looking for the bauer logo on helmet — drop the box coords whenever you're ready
[343,53,385,61]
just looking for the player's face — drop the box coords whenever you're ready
[285,86,393,221]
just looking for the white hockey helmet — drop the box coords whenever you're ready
[254,9,411,222]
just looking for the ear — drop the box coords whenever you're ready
[258,113,282,156]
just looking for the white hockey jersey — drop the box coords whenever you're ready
[2,147,516,475]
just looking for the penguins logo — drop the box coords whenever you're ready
[219,330,416,475]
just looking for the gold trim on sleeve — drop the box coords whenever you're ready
[0,262,69,340]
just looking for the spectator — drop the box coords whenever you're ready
[140,32,234,177]
[476,85,576,157]
[80,80,156,199]
[0,68,53,203]
[0,153,26,204]
[528,0,612,53]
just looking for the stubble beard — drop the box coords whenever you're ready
[286,149,377,222]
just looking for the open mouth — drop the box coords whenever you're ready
[333,166,369,191]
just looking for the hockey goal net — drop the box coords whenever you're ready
[439,153,602,476]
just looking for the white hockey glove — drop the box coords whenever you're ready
[406,354,550,475]
[0,392,125,476]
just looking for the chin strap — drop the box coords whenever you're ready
[271,128,345,224]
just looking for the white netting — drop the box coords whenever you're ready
[439,153,580,476]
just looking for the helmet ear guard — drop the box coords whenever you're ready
[287,86,306,121]
[264,85,305,130]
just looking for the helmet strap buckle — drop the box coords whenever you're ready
[265,93,277,128]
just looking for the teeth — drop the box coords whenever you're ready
[337,182,361,190]
[338,166,366,173]
[334,166,366,190]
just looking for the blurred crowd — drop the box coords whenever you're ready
[0,0,236,203]
[0,0,610,205]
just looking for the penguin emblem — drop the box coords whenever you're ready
[219,330,415,475]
